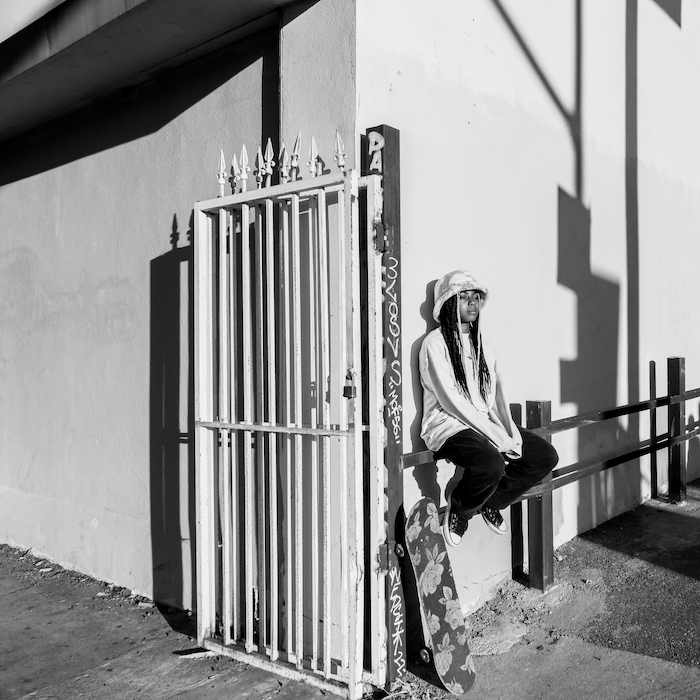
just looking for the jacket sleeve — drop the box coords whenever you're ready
[489,360,523,459]
[421,339,519,454]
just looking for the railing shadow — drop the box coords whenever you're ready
[571,477,700,667]
[580,484,700,583]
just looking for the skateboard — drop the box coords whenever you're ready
[404,497,476,695]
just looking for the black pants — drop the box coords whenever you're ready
[434,427,558,520]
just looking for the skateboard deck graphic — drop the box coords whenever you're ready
[405,497,476,695]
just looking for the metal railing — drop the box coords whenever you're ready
[400,356,699,591]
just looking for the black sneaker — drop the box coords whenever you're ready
[442,499,468,547]
[481,507,508,535]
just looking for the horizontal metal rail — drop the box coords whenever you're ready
[197,420,359,437]
[196,173,346,211]
[516,424,700,500]
[196,174,378,214]
[528,387,700,437]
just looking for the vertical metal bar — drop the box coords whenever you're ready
[218,208,233,645]
[229,208,240,641]
[316,189,331,678]
[668,356,687,504]
[241,203,255,652]
[337,183,349,672]
[265,198,279,660]
[194,210,216,642]
[347,171,365,699]
[255,206,268,651]
[526,400,554,592]
[364,175,386,682]
[291,193,304,668]
[649,360,658,500]
[308,199,320,672]
[281,199,294,661]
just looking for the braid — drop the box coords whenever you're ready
[439,294,492,402]
[439,296,470,398]
[469,314,492,402]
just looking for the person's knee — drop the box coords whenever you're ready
[544,441,559,469]
[482,454,506,483]
[537,441,559,476]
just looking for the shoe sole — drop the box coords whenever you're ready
[482,513,509,536]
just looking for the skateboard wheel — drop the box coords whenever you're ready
[394,543,405,558]
[419,647,431,664]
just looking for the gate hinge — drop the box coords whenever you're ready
[377,540,397,574]
[373,221,389,254]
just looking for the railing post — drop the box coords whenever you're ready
[526,400,554,591]
[668,357,687,504]
[509,404,525,582]
[649,360,658,499]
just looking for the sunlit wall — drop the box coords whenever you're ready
[357,0,700,610]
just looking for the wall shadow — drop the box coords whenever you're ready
[0,23,281,613]
[0,28,280,187]
[409,279,438,452]
[653,0,682,25]
[145,36,280,613]
[408,280,441,502]
[149,215,193,611]
[557,188,631,527]
[488,0,692,532]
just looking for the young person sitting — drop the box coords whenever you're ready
[419,270,558,546]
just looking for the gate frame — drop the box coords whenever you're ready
[361,125,407,689]
[193,157,395,698]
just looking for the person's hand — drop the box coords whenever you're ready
[500,436,521,458]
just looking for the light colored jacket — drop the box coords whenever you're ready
[419,328,523,456]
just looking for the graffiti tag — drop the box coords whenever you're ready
[389,565,406,676]
[368,131,385,173]
[385,256,402,445]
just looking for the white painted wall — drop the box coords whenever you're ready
[0,0,360,612]
[357,0,700,610]
[280,0,357,168]
[0,41,268,608]
[2,0,698,627]
[0,0,67,43]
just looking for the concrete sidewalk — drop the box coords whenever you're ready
[3,482,700,699]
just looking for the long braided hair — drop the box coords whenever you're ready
[439,294,491,402]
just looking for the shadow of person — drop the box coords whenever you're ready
[408,280,440,497]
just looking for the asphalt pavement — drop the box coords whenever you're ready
[3,481,700,700]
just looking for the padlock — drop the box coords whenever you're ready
[343,370,357,399]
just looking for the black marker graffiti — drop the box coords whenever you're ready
[389,565,406,676]
[385,256,402,445]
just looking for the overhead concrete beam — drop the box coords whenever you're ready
[0,0,298,141]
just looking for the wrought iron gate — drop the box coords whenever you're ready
[194,141,386,698]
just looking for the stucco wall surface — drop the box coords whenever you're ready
[280,0,357,169]
[0,0,360,611]
[357,0,700,610]
[0,0,67,43]
[0,37,272,607]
